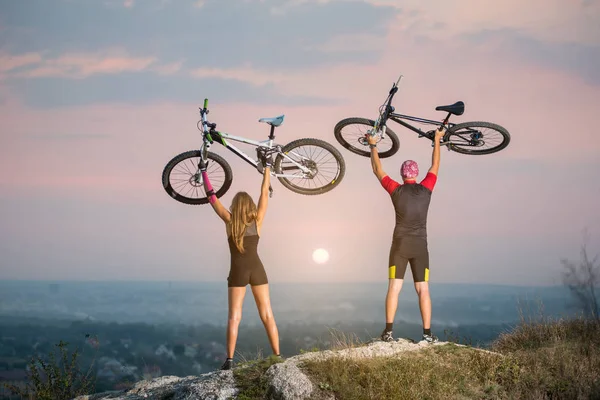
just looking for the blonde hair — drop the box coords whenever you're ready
[228,192,257,253]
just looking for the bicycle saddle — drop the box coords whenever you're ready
[258,115,285,127]
[435,101,464,116]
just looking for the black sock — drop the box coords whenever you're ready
[386,323,393,332]
[423,328,431,336]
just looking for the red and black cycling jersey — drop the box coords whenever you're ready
[381,172,437,240]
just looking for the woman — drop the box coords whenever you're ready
[200,151,280,370]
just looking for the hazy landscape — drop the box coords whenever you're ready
[0,279,581,397]
[0,280,576,327]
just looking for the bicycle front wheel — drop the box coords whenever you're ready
[444,121,510,155]
[334,117,400,158]
[275,138,345,195]
[162,150,233,205]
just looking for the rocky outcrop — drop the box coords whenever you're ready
[73,371,238,400]
[266,338,448,399]
[75,338,488,400]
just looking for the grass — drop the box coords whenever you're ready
[229,316,600,400]
[325,327,364,351]
[233,355,284,400]
[489,315,600,399]
[301,316,600,400]
[231,328,361,400]
[303,344,514,400]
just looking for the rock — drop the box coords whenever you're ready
[265,362,313,400]
[73,370,237,400]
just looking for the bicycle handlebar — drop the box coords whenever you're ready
[203,98,208,109]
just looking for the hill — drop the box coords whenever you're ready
[71,316,599,399]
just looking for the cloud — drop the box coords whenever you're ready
[1,50,184,81]
[0,0,396,70]
[5,71,340,108]
[124,0,134,8]
[363,0,600,45]
[0,52,43,73]
[152,61,184,75]
[8,50,157,79]
[460,29,600,85]
[190,64,287,86]
[306,33,386,54]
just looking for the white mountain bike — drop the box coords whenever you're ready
[162,99,346,205]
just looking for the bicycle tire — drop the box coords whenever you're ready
[162,150,233,205]
[334,117,400,158]
[275,138,345,195]
[444,121,510,155]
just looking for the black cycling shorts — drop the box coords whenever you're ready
[388,236,429,282]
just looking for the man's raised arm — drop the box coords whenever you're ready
[428,128,445,176]
[367,135,387,181]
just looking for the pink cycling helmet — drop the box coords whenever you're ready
[400,160,419,179]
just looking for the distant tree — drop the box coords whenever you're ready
[561,231,599,320]
[173,344,185,357]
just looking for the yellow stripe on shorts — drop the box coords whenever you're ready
[388,265,396,279]
[424,268,429,282]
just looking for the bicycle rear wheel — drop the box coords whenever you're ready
[334,117,400,158]
[275,138,345,195]
[162,150,233,205]
[444,121,510,155]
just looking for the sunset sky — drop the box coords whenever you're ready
[1,0,599,285]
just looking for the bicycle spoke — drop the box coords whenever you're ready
[168,155,227,201]
[447,126,505,151]
[278,144,340,190]
[339,123,394,153]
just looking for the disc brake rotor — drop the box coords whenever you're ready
[302,159,318,178]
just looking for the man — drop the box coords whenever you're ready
[367,127,445,343]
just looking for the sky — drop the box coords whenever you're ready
[0,0,599,285]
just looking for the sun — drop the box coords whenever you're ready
[312,248,330,264]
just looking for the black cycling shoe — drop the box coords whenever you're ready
[380,330,394,342]
[220,358,234,370]
[422,333,439,344]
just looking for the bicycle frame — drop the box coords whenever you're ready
[197,102,312,179]
[376,75,456,147]
[387,113,457,140]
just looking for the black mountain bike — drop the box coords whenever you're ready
[162,99,346,205]
[334,75,510,158]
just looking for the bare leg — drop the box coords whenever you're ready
[251,284,280,355]
[227,286,247,358]
[385,279,404,324]
[414,281,431,330]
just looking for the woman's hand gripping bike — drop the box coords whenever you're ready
[334,75,511,158]
[162,99,346,205]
